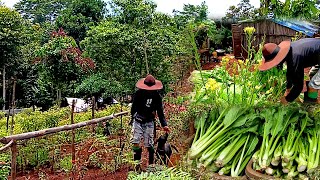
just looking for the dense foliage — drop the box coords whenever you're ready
[35,28,95,103]
[224,0,320,21]
[14,0,71,23]
[56,0,106,44]
[81,0,185,94]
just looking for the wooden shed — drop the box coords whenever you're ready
[232,19,320,59]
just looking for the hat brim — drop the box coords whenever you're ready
[259,40,291,71]
[136,78,163,90]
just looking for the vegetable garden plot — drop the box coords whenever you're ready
[0,105,132,179]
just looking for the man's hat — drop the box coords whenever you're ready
[136,74,163,90]
[259,40,291,71]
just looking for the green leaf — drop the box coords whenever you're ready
[223,106,246,127]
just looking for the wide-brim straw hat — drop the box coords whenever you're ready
[259,40,291,71]
[136,74,163,90]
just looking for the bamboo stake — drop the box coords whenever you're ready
[71,100,75,179]
[0,111,129,144]
[11,141,17,180]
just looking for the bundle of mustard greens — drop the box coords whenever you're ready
[189,105,319,178]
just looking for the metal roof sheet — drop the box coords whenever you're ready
[272,19,319,37]
[238,18,319,37]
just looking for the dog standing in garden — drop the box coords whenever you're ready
[155,132,178,166]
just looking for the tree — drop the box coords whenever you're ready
[173,1,208,29]
[224,0,258,21]
[259,0,319,19]
[56,0,106,44]
[173,1,218,49]
[35,28,95,103]
[14,0,70,24]
[75,73,122,99]
[0,6,26,110]
[173,1,208,24]
[287,0,318,19]
[15,23,55,109]
[81,0,181,95]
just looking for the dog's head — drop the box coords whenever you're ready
[156,132,168,147]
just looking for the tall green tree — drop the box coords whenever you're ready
[14,0,70,23]
[15,23,55,109]
[35,28,95,103]
[56,0,106,44]
[0,6,26,110]
[173,1,217,49]
[81,0,181,95]
[259,0,319,19]
[224,0,258,21]
[173,1,208,25]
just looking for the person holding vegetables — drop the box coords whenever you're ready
[259,38,320,104]
[130,74,170,171]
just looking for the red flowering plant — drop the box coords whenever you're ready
[34,28,95,101]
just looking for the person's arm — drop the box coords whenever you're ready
[131,92,138,119]
[286,67,293,90]
[285,70,304,102]
[156,93,167,127]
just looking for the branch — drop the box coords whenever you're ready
[0,140,13,152]
[0,111,129,144]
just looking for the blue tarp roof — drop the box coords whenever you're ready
[239,18,319,37]
[272,19,319,37]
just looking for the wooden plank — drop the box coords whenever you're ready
[232,24,242,58]
[0,111,129,144]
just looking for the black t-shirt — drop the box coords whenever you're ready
[131,89,167,127]
[285,38,320,102]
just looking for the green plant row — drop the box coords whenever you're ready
[0,105,128,178]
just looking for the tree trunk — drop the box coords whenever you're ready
[59,89,61,103]
[11,77,16,135]
[144,35,149,75]
[144,44,149,74]
[2,65,5,111]
[56,88,62,106]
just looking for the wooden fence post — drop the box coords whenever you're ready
[11,141,17,180]
[71,100,76,179]
[91,96,95,133]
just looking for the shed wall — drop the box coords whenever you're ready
[232,20,302,59]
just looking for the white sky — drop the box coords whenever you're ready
[2,0,263,18]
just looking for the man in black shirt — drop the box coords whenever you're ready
[259,38,320,104]
[130,74,170,170]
